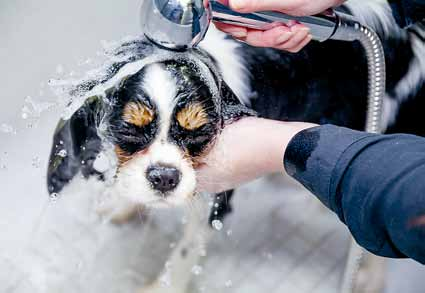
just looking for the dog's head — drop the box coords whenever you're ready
[47,48,255,207]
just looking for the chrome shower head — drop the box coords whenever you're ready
[140,0,212,50]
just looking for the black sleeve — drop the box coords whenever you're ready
[388,0,425,27]
[284,124,425,264]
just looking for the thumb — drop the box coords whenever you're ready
[228,0,301,13]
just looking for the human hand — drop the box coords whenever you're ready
[214,0,345,52]
[195,117,317,193]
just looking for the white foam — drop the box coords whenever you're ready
[51,38,221,121]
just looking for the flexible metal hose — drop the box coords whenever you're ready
[333,18,386,134]
[334,21,386,293]
[359,25,386,134]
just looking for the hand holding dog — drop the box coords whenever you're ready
[196,118,316,193]
[215,0,345,52]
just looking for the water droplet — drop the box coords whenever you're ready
[226,229,233,236]
[191,265,203,276]
[21,96,55,121]
[159,262,172,287]
[57,149,67,158]
[263,252,273,260]
[93,152,110,173]
[225,280,233,288]
[76,260,84,270]
[32,157,41,169]
[78,58,93,66]
[0,123,16,134]
[49,193,60,201]
[159,275,171,288]
[199,248,207,257]
[214,203,219,208]
[212,220,223,231]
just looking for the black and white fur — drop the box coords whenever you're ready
[46,0,425,292]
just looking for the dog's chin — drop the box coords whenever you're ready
[96,185,197,224]
[98,169,197,223]
[142,190,197,208]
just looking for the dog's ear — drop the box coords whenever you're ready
[47,96,104,194]
[220,81,257,125]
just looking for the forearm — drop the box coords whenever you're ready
[284,125,425,263]
[197,119,425,263]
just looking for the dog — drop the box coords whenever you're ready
[46,0,424,292]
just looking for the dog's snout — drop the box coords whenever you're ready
[146,165,181,193]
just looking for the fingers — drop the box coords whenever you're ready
[275,25,311,53]
[214,22,312,53]
[243,26,292,48]
[285,33,312,53]
[214,22,248,38]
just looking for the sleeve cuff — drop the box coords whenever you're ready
[283,124,374,212]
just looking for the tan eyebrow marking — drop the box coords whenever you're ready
[176,103,209,131]
[115,146,132,166]
[122,102,154,127]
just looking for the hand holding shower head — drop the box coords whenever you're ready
[141,0,362,50]
[140,0,385,134]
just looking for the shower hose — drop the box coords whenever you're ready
[333,19,386,293]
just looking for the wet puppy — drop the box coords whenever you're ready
[47,48,254,293]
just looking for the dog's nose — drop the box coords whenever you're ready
[146,165,181,193]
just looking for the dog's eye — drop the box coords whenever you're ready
[122,101,154,127]
[176,103,209,131]
[113,131,152,155]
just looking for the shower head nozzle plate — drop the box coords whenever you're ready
[140,0,212,50]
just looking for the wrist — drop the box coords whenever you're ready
[222,117,317,178]
[196,117,317,193]
[247,118,317,175]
